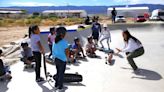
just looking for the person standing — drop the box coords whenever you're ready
[116,30,144,72]
[99,24,111,49]
[111,7,117,23]
[91,19,101,46]
[52,27,69,90]
[29,25,45,82]
[47,27,56,58]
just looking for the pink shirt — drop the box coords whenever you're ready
[48,34,56,45]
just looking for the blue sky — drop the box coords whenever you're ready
[0,0,164,7]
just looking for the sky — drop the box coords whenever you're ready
[0,0,164,7]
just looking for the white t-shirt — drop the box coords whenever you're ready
[30,34,40,52]
[100,28,111,38]
[122,38,142,52]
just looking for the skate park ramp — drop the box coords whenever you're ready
[1,23,164,92]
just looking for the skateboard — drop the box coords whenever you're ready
[45,55,55,65]
[24,62,35,69]
[53,72,83,83]
[43,54,54,87]
[96,47,114,54]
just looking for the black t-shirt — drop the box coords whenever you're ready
[111,10,117,16]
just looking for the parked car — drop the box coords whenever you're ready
[134,16,146,22]
[115,16,126,23]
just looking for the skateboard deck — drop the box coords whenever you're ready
[45,55,55,65]
[53,72,83,83]
[97,47,114,53]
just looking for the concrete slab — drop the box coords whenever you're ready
[1,23,164,92]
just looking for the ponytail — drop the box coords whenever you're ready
[28,25,39,38]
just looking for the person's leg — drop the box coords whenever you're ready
[48,44,52,58]
[113,16,116,23]
[33,52,41,80]
[126,47,144,70]
[57,60,66,89]
[106,38,110,49]
[100,37,105,48]
[55,58,60,87]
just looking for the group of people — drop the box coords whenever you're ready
[0,19,145,91]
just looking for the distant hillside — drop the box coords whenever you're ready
[1,4,164,15]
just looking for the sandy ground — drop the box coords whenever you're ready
[0,26,55,47]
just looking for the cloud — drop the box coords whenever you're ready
[115,0,164,4]
[10,2,55,6]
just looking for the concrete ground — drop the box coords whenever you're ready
[0,23,164,92]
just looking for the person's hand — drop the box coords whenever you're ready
[115,48,121,54]
[40,49,45,54]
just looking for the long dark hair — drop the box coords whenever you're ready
[123,30,142,45]
[28,25,39,38]
[55,27,67,44]
[50,27,55,35]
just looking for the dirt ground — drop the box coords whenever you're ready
[0,26,52,47]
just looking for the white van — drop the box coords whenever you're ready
[150,9,164,21]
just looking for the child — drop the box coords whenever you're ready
[67,44,76,63]
[47,27,56,58]
[99,24,111,49]
[29,25,45,82]
[91,18,101,46]
[105,50,114,65]
[85,36,97,57]
[72,37,86,58]
[0,49,12,80]
[52,27,69,90]
[21,42,34,68]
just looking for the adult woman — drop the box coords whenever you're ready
[116,30,144,72]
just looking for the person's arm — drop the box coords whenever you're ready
[48,35,51,44]
[37,41,45,54]
[99,23,101,33]
[65,48,70,59]
[108,29,111,42]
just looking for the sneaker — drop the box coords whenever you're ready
[57,86,68,92]
[133,69,141,74]
[36,77,44,82]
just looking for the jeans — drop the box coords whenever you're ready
[55,58,66,89]
[48,44,52,57]
[33,51,41,80]
[126,47,144,70]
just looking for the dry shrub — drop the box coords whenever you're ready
[14,19,26,26]
[41,19,55,26]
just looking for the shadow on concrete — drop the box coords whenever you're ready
[37,81,57,92]
[131,68,163,80]
[0,81,10,92]
[64,82,86,87]
[121,67,163,80]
